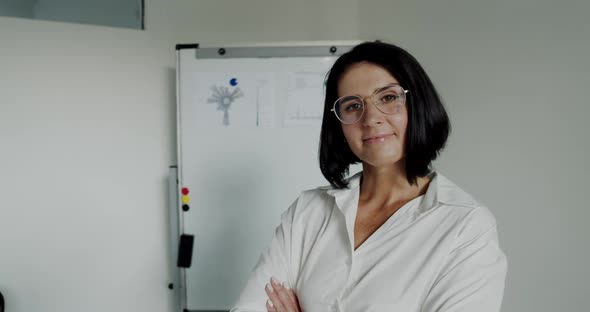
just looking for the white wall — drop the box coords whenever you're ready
[0,1,358,311]
[1,0,588,311]
[359,0,590,311]
[145,0,359,46]
[0,18,174,312]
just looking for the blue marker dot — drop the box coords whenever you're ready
[230,78,238,86]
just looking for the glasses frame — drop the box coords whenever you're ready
[330,83,410,124]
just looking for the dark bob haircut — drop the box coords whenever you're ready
[319,41,451,189]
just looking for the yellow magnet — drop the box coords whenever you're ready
[182,195,190,204]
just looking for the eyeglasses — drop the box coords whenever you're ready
[331,84,409,124]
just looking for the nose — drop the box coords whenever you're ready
[361,98,384,126]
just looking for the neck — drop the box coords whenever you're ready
[359,162,431,211]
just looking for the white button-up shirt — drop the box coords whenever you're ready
[231,172,507,312]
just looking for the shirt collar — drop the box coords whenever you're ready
[323,170,479,213]
[422,172,480,209]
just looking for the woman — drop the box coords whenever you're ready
[231,41,507,312]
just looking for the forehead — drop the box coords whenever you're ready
[337,62,399,97]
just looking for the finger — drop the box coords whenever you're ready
[281,285,297,308]
[265,282,286,312]
[287,288,301,310]
[266,299,277,312]
[271,279,296,312]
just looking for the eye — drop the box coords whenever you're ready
[381,94,400,103]
[344,102,363,111]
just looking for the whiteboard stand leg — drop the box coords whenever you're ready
[168,166,185,312]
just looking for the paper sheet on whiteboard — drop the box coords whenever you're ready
[284,72,326,127]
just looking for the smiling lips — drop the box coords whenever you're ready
[362,133,393,144]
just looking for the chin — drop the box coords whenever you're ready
[363,155,404,169]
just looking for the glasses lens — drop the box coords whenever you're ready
[335,96,364,124]
[374,85,406,114]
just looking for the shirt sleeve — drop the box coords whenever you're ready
[230,197,298,312]
[421,207,508,312]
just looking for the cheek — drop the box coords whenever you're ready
[341,125,356,141]
[396,118,409,153]
[341,125,362,152]
[390,115,408,136]
[399,120,409,136]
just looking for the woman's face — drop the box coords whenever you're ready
[337,62,408,169]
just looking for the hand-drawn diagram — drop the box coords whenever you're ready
[207,85,244,126]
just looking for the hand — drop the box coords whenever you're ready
[264,276,301,312]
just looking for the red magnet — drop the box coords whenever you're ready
[181,187,189,195]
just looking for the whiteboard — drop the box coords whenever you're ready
[174,43,359,311]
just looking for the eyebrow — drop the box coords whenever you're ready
[349,83,400,98]
[372,83,399,94]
